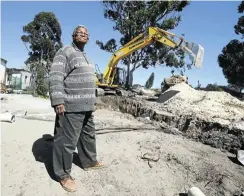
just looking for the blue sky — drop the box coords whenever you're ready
[1,1,242,88]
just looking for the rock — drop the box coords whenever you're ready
[163,127,182,135]
[136,117,151,124]
[139,88,155,96]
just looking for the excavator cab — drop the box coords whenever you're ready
[95,64,126,87]
[112,67,126,86]
[95,64,127,95]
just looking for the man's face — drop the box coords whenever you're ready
[74,27,89,44]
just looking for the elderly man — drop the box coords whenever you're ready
[49,25,104,192]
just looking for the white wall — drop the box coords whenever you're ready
[5,71,31,90]
[0,64,6,84]
[9,73,21,88]
[20,71,31,90]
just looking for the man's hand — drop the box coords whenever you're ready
[55,104,65,115]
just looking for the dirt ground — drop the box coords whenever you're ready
[1,97,244,196]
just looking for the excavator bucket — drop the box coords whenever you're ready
[181,42,204,68]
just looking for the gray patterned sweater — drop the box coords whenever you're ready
[49,43,96,112]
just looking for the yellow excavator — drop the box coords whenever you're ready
[95,26,204,96]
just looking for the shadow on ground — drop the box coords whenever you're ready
[32,134,57,182]
[73,152,83,168]
[228,156,243,166]
[32,134,84,182]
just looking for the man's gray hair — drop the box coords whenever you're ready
[72,25,89,37]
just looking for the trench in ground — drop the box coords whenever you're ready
[98,96,244,154]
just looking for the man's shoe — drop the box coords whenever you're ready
[60,177,77,192]
[83,161,105,171]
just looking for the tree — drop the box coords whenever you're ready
[21,12,63,96]
[35,66,49,97]
[234,1,244,38]
[205,83,223,92]
[218,1,244,93]
[144,72,155,89]
[96,1,190,89]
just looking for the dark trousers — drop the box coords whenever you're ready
[53,112,97,181]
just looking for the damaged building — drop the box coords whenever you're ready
[6,68,31,91]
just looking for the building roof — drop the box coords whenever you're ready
[6,68,30,74]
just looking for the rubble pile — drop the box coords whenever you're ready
[102,83,244,153]
[158,83,244,125]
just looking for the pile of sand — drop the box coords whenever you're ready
[159,83,244,126]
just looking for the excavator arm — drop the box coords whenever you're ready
[96,26,204,89]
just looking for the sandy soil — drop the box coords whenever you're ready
[146,83,244,127]
[1,96,244,196]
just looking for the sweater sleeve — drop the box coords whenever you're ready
[49,48,67,107]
